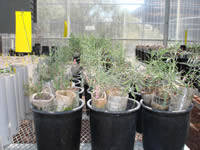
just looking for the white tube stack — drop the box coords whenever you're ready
[0,77,11,146]
[0,56,40,147]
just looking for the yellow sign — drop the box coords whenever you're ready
[15,11,32,53]
[64,21,68,37]
[184,30,188,45]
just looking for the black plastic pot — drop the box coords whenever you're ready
[129,92,143,133]
[176,57,190,75]
[180,45,187,51]
[136,47,139,58]
[72,75,82,87]
[32,99,85,150]
[42,46,50,56]
[72,78,81,87]
[87,99,140,150]
[141,100,193,150]
[33,43,41,56]
[138,49,142,61]
[84,83,91,115]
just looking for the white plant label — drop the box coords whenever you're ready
[85,26,96,31]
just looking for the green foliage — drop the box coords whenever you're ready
[63,105,73,111]
[24,80,43,97]
[69,34,82,56]
[80,36,133,96]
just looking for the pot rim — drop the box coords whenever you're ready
[32,92,54,103]
[87,98,141,114]
[141,100,194,114]
[68,86,84,94]
[31,98,85,115]
[87,88,92,94]
[130,91,141,96]
[55,90,76,99]
[72,78,81,86]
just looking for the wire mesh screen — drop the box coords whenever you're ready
[169,0,200,42]
[36,0,166,40]
[1,0,200,55]
[11,119,91,145]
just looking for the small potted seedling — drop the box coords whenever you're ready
[30,46,85,150]
[81,36,141,150]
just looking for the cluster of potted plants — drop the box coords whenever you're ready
[136,44,200,63]
[27,37,84,150]
[136,44,200,91]
[81,38,199,150]
[28,35,199,150]
[135,45,164,62]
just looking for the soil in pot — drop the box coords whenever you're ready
[34,93,51,100]
[141,100,193,150]
[32,93,54,112]
[87,98,141,150]
[91,91,107,110]
[55,90,76,111]
[106,88,128,112]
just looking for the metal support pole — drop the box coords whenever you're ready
[123,10,126,57]
[163,0,170,47]
[0,36,2,54]
[176,0,181,41]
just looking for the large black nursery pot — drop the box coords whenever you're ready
[32,99,85,150]
[72,76,82,98]
[176,57,190,75]
[87,98,141,150]
[138,47,143,61]
[72,73,82,87]
[129,92,143,133]
[136,46,139,58]
[141,100,193,150]
[84,83,91,115]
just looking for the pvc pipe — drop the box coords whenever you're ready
[24,66,30,114]
[13,72,21,128]
[0,77,11,146]
[176,0,181,40]
[15,66,26,120]
[0,137,4,150]
[5,74,19,136]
